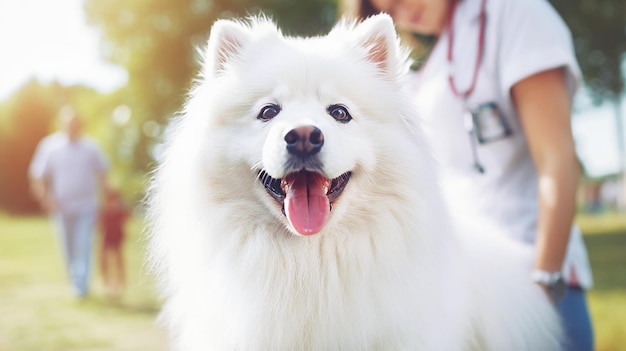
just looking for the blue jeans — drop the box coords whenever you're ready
[53,209,98,297]
[557,286,594,351]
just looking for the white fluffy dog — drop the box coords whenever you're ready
[147,14,563,350]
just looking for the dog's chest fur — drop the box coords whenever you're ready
[162,218,469,351]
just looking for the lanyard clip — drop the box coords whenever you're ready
[462,104,474,133]
[462,103,486,174]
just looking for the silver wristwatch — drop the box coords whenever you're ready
[531,269,566,303]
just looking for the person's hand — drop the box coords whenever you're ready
[40,196,57,214]
[532,269,566,305]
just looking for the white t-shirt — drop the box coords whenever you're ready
[412,0,592,288]
[29,132,108,214]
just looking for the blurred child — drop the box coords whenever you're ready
[99,189,129,298]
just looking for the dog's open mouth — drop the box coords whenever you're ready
[258,170,351,235]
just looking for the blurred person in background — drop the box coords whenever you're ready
[352,0,594,349]
[99,188,129,299]
[29,106,109,299]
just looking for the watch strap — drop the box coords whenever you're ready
[530,269,563,286]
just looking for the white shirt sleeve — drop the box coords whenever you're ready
[497,0,581,100]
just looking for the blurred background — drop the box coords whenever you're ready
[0,0,624,350]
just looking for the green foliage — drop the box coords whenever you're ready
[550,0,626,104]
[256,0,337,35]
[0,81,65,213]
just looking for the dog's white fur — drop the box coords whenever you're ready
[147,14,563,350]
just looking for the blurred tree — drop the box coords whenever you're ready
[0,104,8,212]
[0,81,60,213]
[551,0,626,179]
[551,0,625,104]
[84,0,337,174]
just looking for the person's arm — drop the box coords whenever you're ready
[511,67,579,274]
[30,177,45,201]
[29,138,54,213]
[99,173,110,195]
[30,177,55,213]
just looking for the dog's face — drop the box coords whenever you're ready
[181,15,414,237]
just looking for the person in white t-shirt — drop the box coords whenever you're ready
[353,0,593,349]
[29,107,109,298]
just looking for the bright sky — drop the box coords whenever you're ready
[0,0,127,100]
[573,91,624,178]
[0,0,621,178]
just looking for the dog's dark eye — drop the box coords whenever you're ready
[327,104,352,123]
[258,104,281,121]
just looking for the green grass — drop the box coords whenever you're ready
[0,214,625,350]
[576,213,626,351]
[577,212,626,237]
[0,215,166,351]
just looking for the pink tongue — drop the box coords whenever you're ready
[283,172,331,235]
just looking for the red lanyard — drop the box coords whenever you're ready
[447,0,487,100]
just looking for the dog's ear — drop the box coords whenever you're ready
[353,14,400,78]
[204,19,251,76]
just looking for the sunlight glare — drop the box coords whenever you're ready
[0,0,127,100]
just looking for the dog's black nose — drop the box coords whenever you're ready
[284,126,324,156]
